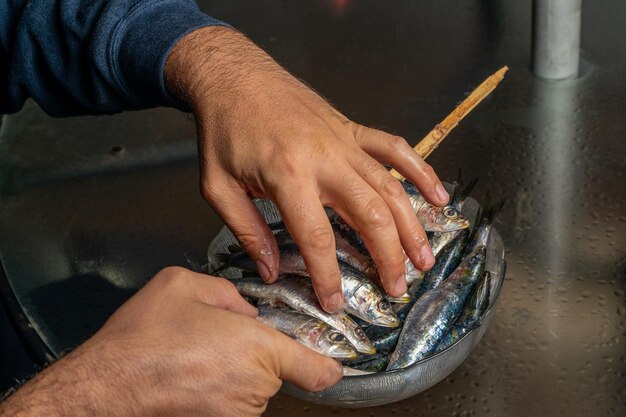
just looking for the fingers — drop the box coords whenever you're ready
[150,267,258,317]
[271,183,344,313]
[270,329,343,392]
[350,153,435,273]
[201,176,279,283]
[194,274,259,318]
[352,125,449,206]
[325,172,407,297]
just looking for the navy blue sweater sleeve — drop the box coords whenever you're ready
[0,0,228,116]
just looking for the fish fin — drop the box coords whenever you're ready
[215,252,233,265]
[450,167,464,197]
[183,251,209,273]
[462,176,479,200]
[485,197,505,225]
[206,253,235,276]
[456,167,464,188]
[479,193,505,225]
[227,244,243,254]
[451,168,478,207]
[258,299,287,308]
[208,265,227,276]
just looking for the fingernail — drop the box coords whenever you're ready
[419,245,435,269]
[256,260,272,282]
[394,276,407,296]
[435,183,449,205]
[325,291,344,313]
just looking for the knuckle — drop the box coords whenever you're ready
[235,232,261,251]
[390,255,406,271]
[380,174,405,200]
[213,277,240,298]
[382,253,406,272]
[154,266,191,288]
[311,269,341,293]
[303,227,335,252]
[363,197,393,229]
[388,135,408,151]
[421,163,437,180]
[275,154,300,177]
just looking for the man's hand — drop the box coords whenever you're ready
[0,267,342,417]
[165,27,449,313]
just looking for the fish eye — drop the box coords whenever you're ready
[444,207,458,219]
[378,299,391,311]
[355,327,366,339]
[329,332,345,343]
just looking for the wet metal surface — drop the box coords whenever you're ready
[0,1,625,416]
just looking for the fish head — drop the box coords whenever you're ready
[353,286,401,328]
[317,329,359,359]
[421,205,470,232]
[341,316,376,354]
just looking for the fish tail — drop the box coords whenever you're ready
[463,176,479,199]
[481,193,505,225]
[451,168,478,206]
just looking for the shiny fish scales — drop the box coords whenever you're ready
[278,222,379,282]
[386,247,486,370]
[400,180,469,232]
[338,261,400,327]
[221,243,399,327]
[392,229,471,323]
[428,171,478,254]
[419,228,470,293]
[257,306,358,359]
[464,195,505,255]
[366,325,401,354]
[435,270,491,353]
[234,276,375,354]
[215,243,306,277]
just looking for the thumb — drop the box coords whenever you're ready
[190,272,258,318]
[273,332,343,392]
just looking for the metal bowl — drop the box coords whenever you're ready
[207,196,506,408]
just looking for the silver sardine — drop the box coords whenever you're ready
[234,276,376,354]
[386,247,486,370]
[257,306,358,359]
[400,180,469,232]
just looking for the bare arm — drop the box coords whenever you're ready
[164,26,448,313]
[0,268,341,417]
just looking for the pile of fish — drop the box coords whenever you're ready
[212,171,504,374]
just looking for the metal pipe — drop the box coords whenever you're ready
[532,0,582,80]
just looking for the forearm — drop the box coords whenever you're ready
[164,26,325,119]
[0,340,131,417]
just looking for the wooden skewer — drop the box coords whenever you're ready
[390,66,509,181]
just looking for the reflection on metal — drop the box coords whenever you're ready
[532,0,582,80]
[531,77,580,377]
